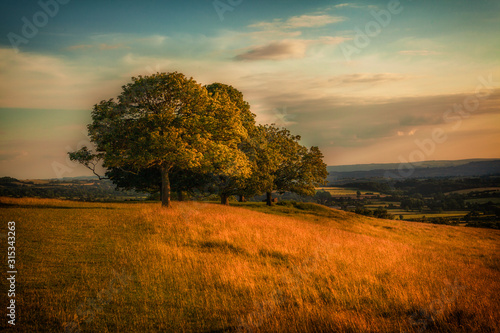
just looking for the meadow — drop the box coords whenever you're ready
[0,197,499,332]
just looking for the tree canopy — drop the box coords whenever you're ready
[70,72,250,207]
[70,72,328,207]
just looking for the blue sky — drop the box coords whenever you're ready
[0,0,499,179]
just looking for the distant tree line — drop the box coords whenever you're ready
[0,178,141,201]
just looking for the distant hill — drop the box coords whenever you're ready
[327,159,500,181]
[327,158,499,172]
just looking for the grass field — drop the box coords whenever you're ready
[1,197,499,332]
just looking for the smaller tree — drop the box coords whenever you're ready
[252,124,328,206]
[203,83,257,205]
[315,190,332,205]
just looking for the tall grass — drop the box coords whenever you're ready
[0,197,498,332]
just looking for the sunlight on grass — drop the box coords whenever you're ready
[1,197,499,332]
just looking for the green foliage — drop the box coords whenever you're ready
[199,83,257,203]
[205,82,255,134]
[69,72,252,206]
[86,72,248,173]
[314,190,332,205]
[68,72,328,207]
[251,125,328,202]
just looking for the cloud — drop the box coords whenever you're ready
[234,36,348,61]
[66,44,94,51]
[234,40,308,61]
[286,14,345,28]
[136,35,168,45]
[318,36,351,45]
[239,30,303,41]
[399,50,441,56]
[0,47,134,110]
[249,14,345,31]
[66,43,128,51]
[241,74,500,150]
[335,73,408,84]
[0,151,24,161]
[399,115,437,126]
[98,43,125,50]
[331,3,378,10]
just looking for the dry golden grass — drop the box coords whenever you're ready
[0,197,499,332]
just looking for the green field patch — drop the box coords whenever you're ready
[466,197,500,204]
[317,187,381,196]
[447,187,500,195]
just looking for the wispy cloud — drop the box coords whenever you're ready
[334,73,409,84]
[66,44,94,51]
[67,43,128,51]
[399,50,441,56]
[395,129,417,136]
[249,14,345,31]
[331,3,378,10]
[235,40,308,61]
[234,36,348,61]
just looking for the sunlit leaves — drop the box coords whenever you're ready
[70,72,253,205]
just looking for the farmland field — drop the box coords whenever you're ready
[447,187,500,195]
[317,187,382,197]
[466,197,500,204]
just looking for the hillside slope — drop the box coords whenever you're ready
[0,197,499,332]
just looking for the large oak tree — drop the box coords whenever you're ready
[69,72,250,207]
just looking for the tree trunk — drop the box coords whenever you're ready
[159,181,163,201]
[177,189,184,202]
[221,193,229,205]
[238,195,246,202]
[266,191,272,206]
[161,165,171,208]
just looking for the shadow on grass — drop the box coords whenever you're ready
[198,240,248,255]
[0,202,117,210]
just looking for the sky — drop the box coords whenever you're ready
[0,0,499,179]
